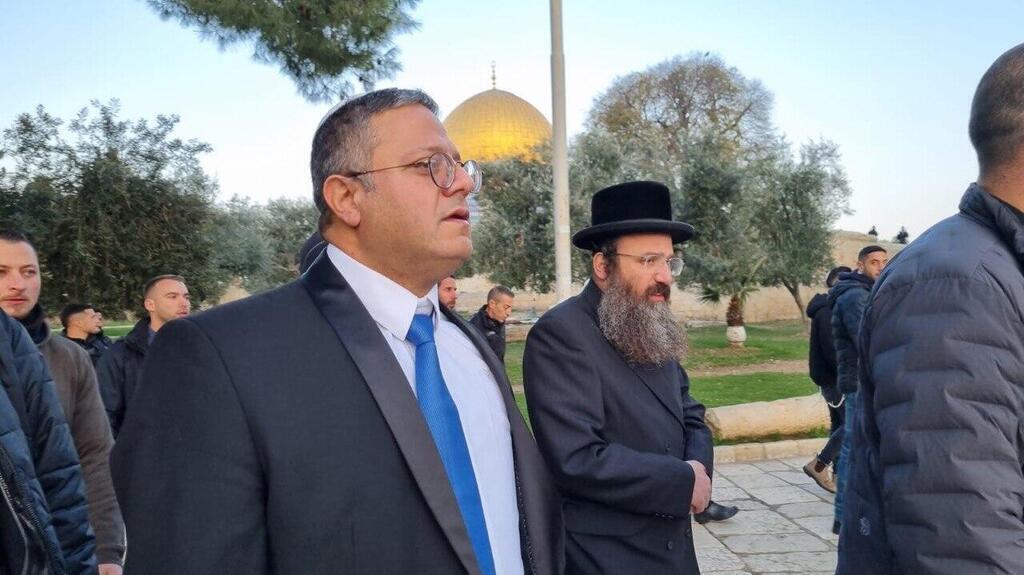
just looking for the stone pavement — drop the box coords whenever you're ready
[696,456,838,575]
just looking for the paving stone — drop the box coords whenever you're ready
[776,501,834,519]
[800,483,836,502]
[779,456,810,467]
[711,486,749,501]
[722,533,830,554]
[716,463,764,477]
[772,470,817,485]
[751,460,791,471]
[729,473,790,490]
[714,476,736,487]
[693,523,725,550]
[743,551,838,572]
[716,498,768,511]
[704,510,801,536]
[747,485,821,505]
[696,547,746,572]
[793,515,839,542]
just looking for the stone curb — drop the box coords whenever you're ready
[713,437,827,464]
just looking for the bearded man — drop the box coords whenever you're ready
[524,181,713,575]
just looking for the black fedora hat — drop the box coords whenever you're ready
[572,181,695,250]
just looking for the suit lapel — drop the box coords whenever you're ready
[301,254,482,575]
[628,363,687,430]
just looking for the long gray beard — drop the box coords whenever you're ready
[597,277,687,366]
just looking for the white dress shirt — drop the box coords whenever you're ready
[327,245,523,575]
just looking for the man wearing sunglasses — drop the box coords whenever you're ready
[524,181,713,574]
[112,88,563,575]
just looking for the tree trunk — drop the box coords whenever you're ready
[783,280,807,324]
[725,294,746,348]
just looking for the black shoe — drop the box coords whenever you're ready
[694,501,739,524]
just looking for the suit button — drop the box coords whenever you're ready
[685,526,692,538]
[666,540,674,550]
[664,444,671,452]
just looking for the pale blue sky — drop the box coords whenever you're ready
[3,1,1022,240]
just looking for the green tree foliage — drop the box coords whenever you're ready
[754,141,852,316]
[253,197,319,289]
[676,136,766,327]
[578,53,850,326]
[471,147,590,292]
[0,101,224,316]
[147,0,420,102]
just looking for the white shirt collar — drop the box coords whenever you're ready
[326,244,440,339]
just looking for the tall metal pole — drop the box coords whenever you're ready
[550,0,571,302]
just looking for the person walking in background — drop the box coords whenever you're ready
[829,246,887,535]
[801,265,851,494]
[439,275,459,311]
[469,285,514,363]
[0,230,124,573]
[61,303,113,367]
[97,274,191,438]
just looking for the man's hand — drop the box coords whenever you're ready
[99,563,123,575]
[687,460,711,515]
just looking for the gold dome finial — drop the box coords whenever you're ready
[490,61,496,89]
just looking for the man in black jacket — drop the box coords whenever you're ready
[97,274,190,438]
[525,181,713,575]
[60,303,113,366]
[838,43,1024,575]
[830,246,887,535]
[469,285,513,363]
[801,265,850,493]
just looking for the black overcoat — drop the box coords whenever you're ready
[523,281,713,575]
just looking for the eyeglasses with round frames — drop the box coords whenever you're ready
[346,152,482,194]
[609,252,685,277]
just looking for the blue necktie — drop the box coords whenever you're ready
[406,312,497,575]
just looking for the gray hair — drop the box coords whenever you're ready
[310,88,440,231]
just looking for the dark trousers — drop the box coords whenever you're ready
[817,395,845,465]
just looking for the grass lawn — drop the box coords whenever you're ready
[684,321,809,370]
[507,320,815,429]
[103,324,134,338]
[690,372,817,409]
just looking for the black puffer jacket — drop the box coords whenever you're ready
[0,312,96,574]
[97,318,150,438]
[806,293,837,389]
[837,184,1024,574]
[63,331,113,367]
[828,272,873,395]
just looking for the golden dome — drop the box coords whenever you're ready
[444,89,552,162]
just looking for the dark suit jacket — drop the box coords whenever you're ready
[110,253,563,575]
[523,281,713,575]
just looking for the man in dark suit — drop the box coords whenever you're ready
[524,181,713,575]
[111,88,563,575]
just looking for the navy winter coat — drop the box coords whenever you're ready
[0,312,96,574]
[828,272,873,395]
[97,318,150,438]
[837,184,1024,574]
